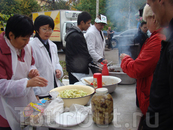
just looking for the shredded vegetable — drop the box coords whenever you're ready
[59,89,88,98]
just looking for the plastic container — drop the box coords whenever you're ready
[91,88,113,125]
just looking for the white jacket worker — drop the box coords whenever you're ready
[0,15,48,130]
[85,14,108,65]
[30,15,63,98]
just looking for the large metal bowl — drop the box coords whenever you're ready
[50,85,95,107]
[108,65,136,85]
[81,76,121,93]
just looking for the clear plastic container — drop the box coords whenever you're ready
[91,88,113,125]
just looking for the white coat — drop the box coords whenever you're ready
[85,25,106,62]
[30,38,63,97]
[0,36,38,130]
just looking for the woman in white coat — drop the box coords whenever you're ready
[30,15,63,99]
[0,14,48,130]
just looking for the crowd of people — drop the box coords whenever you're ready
[0,0,173,129]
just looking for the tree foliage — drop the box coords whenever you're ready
[19,0,41,17]
[39,0,69,10]
[73,0,106,25]
[0,0,41,18]
[0,0,20,15]
[0,13,11,27]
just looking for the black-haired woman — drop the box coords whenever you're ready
[0,14,48,130]
[30,15,63,99]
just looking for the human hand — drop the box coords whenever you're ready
[28,69,39,78]
[102,59,108,64]
[55,69,61,79]
[120,53,129,61]
[27,76,48,88]
[36,95,40,101]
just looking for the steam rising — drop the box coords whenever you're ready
[105,0,146,63]
[106,0,146,31]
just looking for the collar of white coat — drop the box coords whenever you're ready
[35,37,52,48]
[93,25,103,34]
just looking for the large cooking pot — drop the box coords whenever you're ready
[109,65,136,85]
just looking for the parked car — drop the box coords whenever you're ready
[111,28,138,48]
[104,30,121,48]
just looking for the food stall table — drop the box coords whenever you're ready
[21,84,142,130]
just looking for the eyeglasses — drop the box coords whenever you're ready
[40,28,53,33]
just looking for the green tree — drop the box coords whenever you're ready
[73,0,106,25]
[0,13,11,27]
[0,0,41,18]
[40,0,69,11]
[0,0,20,15]
[19,0,41,17]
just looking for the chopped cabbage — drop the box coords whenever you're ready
[59,89,88,98]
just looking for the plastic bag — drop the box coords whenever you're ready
[55,104,91,126]
[43,97,64,123]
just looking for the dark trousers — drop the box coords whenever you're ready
[142,113,173,130]
[136,87,139,107]
[68,72,79,84]
[108,38,113,49]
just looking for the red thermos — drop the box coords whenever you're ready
[93,73,102,89]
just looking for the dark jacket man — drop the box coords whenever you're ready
[65,11,92,84]
[134,22,148,49]
[143,18,173,130]
[65,26,92,74]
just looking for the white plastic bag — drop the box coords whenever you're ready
[55,104,91,126]
[43,97,64,123]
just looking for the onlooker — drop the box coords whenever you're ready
[134,21,149,49]
[120,4,166,116]
[30,15,63,98]
[142,0,173,129]
[107,27,114,49]
[65,12,93,84]
[0,14,48,130]
[85,14,108,73]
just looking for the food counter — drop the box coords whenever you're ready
[21,84,142,130]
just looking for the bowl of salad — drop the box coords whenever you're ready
[50,85,95,107]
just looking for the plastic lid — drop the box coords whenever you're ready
[96,88,108,94]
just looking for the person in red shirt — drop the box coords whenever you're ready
[0,14,48,130]
[120,4,166,115]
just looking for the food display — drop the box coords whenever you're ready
[109,68,121,72]
[91,88,113,125]
[93,80,106,88]
[59,89,88,98]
